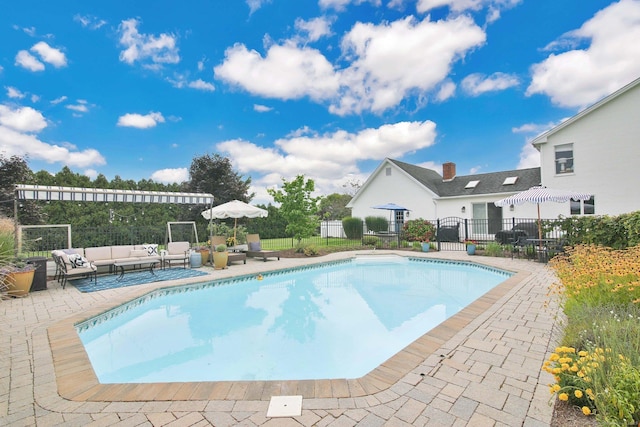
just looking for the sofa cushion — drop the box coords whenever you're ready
[129,249,148,258]
[111,245,134,259]
[167,241,190,255]
[85,246,112,261]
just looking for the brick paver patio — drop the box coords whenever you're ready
[1,250,559,426]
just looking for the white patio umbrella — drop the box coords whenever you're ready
[201,200,268,242]
[494,186,592,241]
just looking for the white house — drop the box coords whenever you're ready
[347,76,640,236]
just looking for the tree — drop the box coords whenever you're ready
[184,153,253,204]
[0,154,45,224]
[267,175,320,243]
[317,193,352,220]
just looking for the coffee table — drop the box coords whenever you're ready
[113,259,160,281]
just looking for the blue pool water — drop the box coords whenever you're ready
[76,256,511,383]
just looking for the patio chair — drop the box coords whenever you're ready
[246,234,280,262]
[161,241,190,269]
[54,252,97,289]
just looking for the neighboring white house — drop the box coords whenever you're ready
[347,76,640,233]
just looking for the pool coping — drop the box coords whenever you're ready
[47,254,529,402]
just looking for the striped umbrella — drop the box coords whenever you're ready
[494,186,592,241]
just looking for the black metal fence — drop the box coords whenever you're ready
[19,217,566,258]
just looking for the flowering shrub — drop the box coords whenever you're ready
[402,219,435,242]
[547,244,640,425]
[543,346,598,415]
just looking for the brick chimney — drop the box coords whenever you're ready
[442,162,456,181]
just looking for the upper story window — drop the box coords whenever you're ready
[385,167,391,176]
[555,143,574,174]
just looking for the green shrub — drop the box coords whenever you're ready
[412,241,422,250]
[365,216,388,232]
[342,217,363,239]
[484,242,504,257]
[362,235,380,246]
[303,245,318,256]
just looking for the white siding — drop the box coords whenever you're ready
[539,83,640,216]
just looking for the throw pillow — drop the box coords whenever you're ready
[68,254,89,268]
[143,243,159,256]
[249,241,262,251]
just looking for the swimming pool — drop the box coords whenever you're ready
[76,256,511,383]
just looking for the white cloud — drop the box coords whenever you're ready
[15,50,45,71]
[118,18,180,67]
[6,87,25,99]
[30,41,67,67]
[332,15,485,114]
[461,72,519,96]
[187,79,215,91]
[117,112,165,128]
[527,0,640,108]
[511,121,558,134]
[416,0,521,14]
[214,14,484,116]
[216,120,436,196]
[435,80,456,101]
[246,0,272,14]
[150,167,188,183]
[0,104,106,168]
[294,16,333,42]
[319,0,381,11]
[31,94,40,103]
[0,105,47,132]
[253,104,273,112]
[517,139,540,169]
[215,42,340,101]
[51,96,67,105]
[73,14,107,30]
[66,100,91,114]
[84,169,99,179]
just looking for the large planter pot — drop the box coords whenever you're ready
[198,249,210,265]
[466,244,476,255]
[421,242,430,252]
[213,252,228,270]
[7,269,35,297]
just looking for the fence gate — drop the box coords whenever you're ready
[435,217,466,251]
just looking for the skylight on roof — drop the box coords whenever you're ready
[465,180,479,189]
[503,176,518,185]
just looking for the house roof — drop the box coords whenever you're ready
[531,75,640,146]
[388,159,541,198]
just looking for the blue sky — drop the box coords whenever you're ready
[2,0,640,204]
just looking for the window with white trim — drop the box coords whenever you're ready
[570,196,595,215]
[555,143,574,174]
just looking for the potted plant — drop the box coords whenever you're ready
[464,240,477,255]
[213,244,228,270]
[4,256,36,297]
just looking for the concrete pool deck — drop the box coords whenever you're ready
[1,250,559,426]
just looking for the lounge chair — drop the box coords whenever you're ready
[246,234,280,262]
[210,236,246,265]
[161,241,190,269]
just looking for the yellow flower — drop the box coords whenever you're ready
[578,350,588,357]
[552,384,561,393]
[574,390,583,398]
[581,406,591,416]
[558,393,569,401]
[549,353,559,361]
